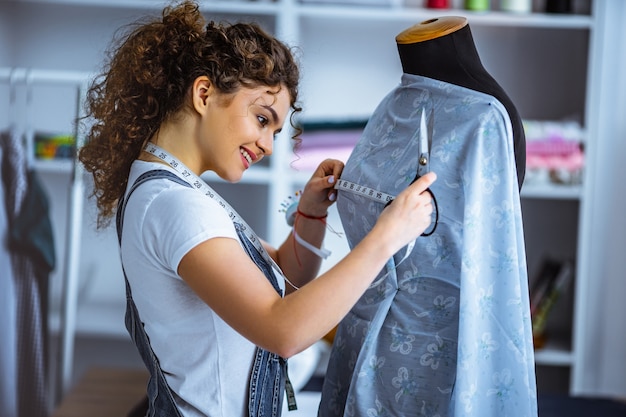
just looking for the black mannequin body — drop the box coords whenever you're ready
[396,17,526,189]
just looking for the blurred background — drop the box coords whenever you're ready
[1,0,625,416]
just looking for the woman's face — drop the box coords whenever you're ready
[199,83,291,182]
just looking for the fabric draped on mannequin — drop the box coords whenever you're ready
[0,129,56,417]
[396,22,526,190]
[318,74,537,417]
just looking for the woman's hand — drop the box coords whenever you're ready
[371,172,437,256]
[298,159,344,217]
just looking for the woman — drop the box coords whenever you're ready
[78,1,436,416]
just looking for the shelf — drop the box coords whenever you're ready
[32,158,75,174]
[520,182,582,200]
[8,0,594,29]
[297,4,593,28]
[13,0,280,14]
[0,67,90,85]
[50,302,128,339]
[535,339,574,367]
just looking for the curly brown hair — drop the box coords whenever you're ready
[78,0,301,228]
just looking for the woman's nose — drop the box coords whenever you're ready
[258,132,274,157]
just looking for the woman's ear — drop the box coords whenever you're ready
[192,76,212,114]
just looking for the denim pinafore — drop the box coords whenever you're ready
[116,169,291,417]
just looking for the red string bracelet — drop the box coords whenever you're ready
[296,208,328,222]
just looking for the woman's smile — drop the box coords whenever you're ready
[240,146,256,169]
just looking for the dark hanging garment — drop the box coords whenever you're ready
[0,139,18,417]
[1,130,55,417]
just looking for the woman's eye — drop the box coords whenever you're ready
[257,115,268,126]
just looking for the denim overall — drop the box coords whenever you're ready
[117,169,289,417]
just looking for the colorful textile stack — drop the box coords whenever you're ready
[523,120,585,185]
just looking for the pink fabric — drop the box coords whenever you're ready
[526,138,584,172]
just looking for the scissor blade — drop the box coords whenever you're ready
[418,109,432,177]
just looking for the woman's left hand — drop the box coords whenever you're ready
[298,159,344,217]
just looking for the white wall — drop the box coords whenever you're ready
[8,3,147,71]
[574,0,626,398]
[0,3,14,66]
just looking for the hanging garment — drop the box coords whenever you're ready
[0,141,18,417]
[1,130,55,417]
[319,74,537,417]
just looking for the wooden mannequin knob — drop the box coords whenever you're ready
[396,16,468,44]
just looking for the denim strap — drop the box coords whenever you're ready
[116,170,188,417]
[235,223,297,415]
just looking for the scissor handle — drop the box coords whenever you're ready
[421,188,438,237]
[383,175,439,237]
[411,170,439,236]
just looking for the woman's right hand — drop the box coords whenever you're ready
[371,172,437,255]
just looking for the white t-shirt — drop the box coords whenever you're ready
[120,160,270,417]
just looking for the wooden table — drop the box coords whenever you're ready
[52,367,149,417]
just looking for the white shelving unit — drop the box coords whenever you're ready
[3,0,624,399]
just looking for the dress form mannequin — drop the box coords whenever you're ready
[396,17,526,188]
[319,17,537,417]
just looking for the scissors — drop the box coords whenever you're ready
[416,108,433,180]
[407,108,439,236]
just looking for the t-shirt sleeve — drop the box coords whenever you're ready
[141,185,239,277]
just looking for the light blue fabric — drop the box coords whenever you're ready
[319,74,537,417]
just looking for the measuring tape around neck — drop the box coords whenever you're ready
[143,143,284,276]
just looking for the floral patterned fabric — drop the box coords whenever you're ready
[318,74,537,417]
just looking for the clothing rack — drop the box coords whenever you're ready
[0,67,91,405]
